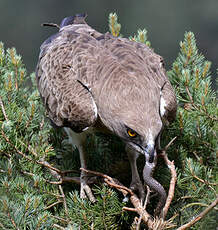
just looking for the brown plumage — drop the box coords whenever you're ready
[36,14,177,214]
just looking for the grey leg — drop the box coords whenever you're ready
[77,144,96,202]
[126,144,145,200]
[64,128,96,202]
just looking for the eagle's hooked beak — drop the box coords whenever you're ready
[143,144,157,164]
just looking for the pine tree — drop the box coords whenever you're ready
[0,14,217,229]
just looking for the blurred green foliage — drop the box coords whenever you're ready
[0,0,218,86]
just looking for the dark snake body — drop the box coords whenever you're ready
[143,162,167,216]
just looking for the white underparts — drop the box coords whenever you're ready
[64,127,87,148]
[91,96,98,118]
[160,96,166,117]
[147,129,154,147]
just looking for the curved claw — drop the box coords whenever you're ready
[80,180,96,202]
[80,173,96,202]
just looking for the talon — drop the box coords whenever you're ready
[80,182,96,202]
[80,174,96,202]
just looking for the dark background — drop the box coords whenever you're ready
[0,0,217,85]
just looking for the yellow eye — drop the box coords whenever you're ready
[127,129,137,137]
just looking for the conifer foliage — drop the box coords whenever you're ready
[0,14,217,229]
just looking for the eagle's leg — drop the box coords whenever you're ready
[64,128,96,202]
[126,145,145,201]
[77,143,96,202]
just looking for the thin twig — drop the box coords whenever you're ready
[185,86,218,121]
[1,129,62,174]
[158,137,177,219]
[58,185,69,218]
[44,201,63,210]
[81,168,154,228]
[163,137,177,151]
[51,215,69,223]
[0,96,8,121]
[180,202,214,211]
[187,159,217,186]
[61,169,79,174]
[7,210,20,230]
[104,178,133,196]
[1,129,33,163]
[18,140,37,157]
[81,168,133,195]
[122,207,137,212]
[0,149,11,158]
[177,197,218,230]
[161,154,177,219]
[136,186,151,230]
[37,159,62,174]
[1,130,82,187]
[53,224,65,230]
[21,170,79,185]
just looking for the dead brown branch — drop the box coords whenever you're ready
[160,137,177,219]
[21,169,80,185]
[136,186,151,230]
[81,168,175,230]
[177,196,218,230]
[80,136,178,229]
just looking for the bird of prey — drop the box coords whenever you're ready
[36,14,177,215]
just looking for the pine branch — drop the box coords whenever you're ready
[185,86,218,121]
[1,129,81,183]
[108,13,121,37]
[187,159,217,187]
[7,210,20,230]
[58,185,69,219]
[81,168,176,230]
[177,197,218,230]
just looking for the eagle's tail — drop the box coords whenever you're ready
[41,13,87,30]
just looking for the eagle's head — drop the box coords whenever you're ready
[98,69,164,163]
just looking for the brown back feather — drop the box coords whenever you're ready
[36,20,176,134]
